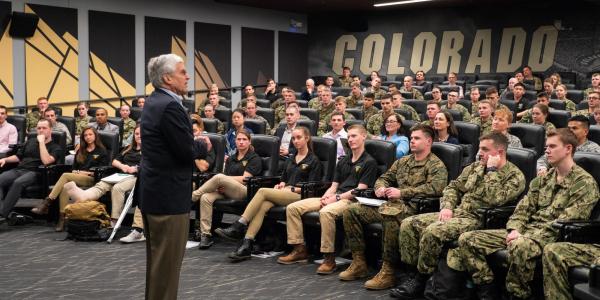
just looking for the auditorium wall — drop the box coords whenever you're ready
[2,0,307,111]
[308,6,600,86]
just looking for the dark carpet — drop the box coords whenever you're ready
[0,222,391,299]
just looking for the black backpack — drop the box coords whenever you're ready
[423,251,474,300]
[66,220,110,242]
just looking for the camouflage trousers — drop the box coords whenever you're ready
[343,203,412,263]
[543,242,600,300]
[399,212,480,274]
[447,229,543,299]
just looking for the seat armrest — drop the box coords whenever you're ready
[193,172,217,187]
[46,164,73,174]
[409,197,441,213]
[591,265,600,288]
[299,181,332,199]
[553,220,600,243]
[351,188,379,198]
[478,205,516,229]
[246,176,282,200]
[90,166,119,182]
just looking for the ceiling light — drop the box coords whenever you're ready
[374,0,435,7]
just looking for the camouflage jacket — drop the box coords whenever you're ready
[270,98,284,110]
[25,111,41,131]
[507,133,523,148]
[308,97,320,109]
[338,76,353,87]
[375,152,448,216]
[346,94,362,108]
[537,139,600,171]
[506,165,599,246]
[561,99,577,112]
[399,87,424,100]
[470,117,492,136]
[398,103,421,121]
[574,109,593,118]
[583,88,600,99]
[440,161,525,219]
[246,115,272,135]
[365,87,387,100]
[316,102,336,134]
[122,117,137,143]
[366,111,404,136]
[442,103,471,122]
[362,106,379,122]
[75,115,91,136]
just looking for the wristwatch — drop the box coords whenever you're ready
[335,194,341,201]
[291,186,296,193]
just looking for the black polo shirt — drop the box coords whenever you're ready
[224,150,262,176]
[16,138,63,171]
[73,147,109,170]
[334,151,378,193]
[115,148,141,167]
[282,152,323,186]
[196,147,216,172]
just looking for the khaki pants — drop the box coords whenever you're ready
[242,188,300,239]
[49,172,95,213]
[192,174,247,234]
[143,212,188,300]
[78,176,137,219]
[286,197,352,253]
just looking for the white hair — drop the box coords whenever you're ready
[147,54,184,88]
[306,78,315,85]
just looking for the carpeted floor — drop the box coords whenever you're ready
[0,221,392,300]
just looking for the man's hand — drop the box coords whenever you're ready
[438,209,453,222]
[486,154,501,168]
[279,147,289,156]
[384,188,401,199]
[537,167,547,177]
[36,134,45,144]
[274,182,286,189]
[217,186,225,194]
[320,194,336,208]
[196,135,212,151]
[0,158,5,168]
[506,230,521,245]
[375,187,387,198]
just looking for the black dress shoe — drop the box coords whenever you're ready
[215,221,247,241]
[389,274,428,299]
[475,283,498,300]
[198,234,214,250]
[228,238,253,262]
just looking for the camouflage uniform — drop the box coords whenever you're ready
[25,111,42,131]
[543,242,600,300]
[561,98,577,112]
[246,115,272,135]
[399,87,424,100]
[346,94,362,108]
[447,165,599,298]
[399,161,525,274]
[537,139,600,171]
[366,111,404,136]
[270,98,284,110]
[470,117,492,137]
[275,104,288,125]
[573,109,593,118]
[199,104,227,114]
[122,117,137,146]
[338,76,353,87]
[316,102,336,136]
[398,103,421,121]
[320,112,355,136]
[506,133,522,148]
[362,105,379,122]
[206,117,225,134]
[198,96,226,111]
[421,119,433,126]
[344,152,448,264]
[75,115,91,136]
[529,76,543,91]
[583,87,600,99]
[470,101,480,116]
[365,87,387,100]
[308,97,320,109]
[441,104,471,122]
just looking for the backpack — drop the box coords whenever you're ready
[64,200,111,242]
[423,251,474,300]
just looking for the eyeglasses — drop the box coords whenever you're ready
[588,97,600,100]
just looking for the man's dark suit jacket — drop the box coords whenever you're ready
[138,88,207,215]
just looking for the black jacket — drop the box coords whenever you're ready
[138,89,207,215]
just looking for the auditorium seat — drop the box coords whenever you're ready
[214,108,231,131]
[475,79,499,89]
[98,131,120,163]
[394,109,413,121]
[454,121,480,166]
[568,90,585,103]
[300,108,319,123]
[56,116,75,147]
[296,120,317,136]
[202,118,218,134]
[346,108,363,120]
[548,110,571,128]
[331,87,351,97]
[589,125,600,145]
[508,123,545,158]
[506,147,537,195]
[256,108,275,128]
[244,119,267,135]
[403,99,427,116]
[548,99,566,111]
[7,115,26,143]
[255,99,271,109]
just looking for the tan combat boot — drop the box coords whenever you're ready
[364,261,395,290]
[277,244,309,264]
[339,252,368,281]
[316,253,337,274]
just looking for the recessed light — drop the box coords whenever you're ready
[374,0,435,7]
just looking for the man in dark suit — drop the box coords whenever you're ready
[139,54,211,300]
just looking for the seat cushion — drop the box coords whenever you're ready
[266,205,287,221]
[570,266,591,286]
[301,211,321,227]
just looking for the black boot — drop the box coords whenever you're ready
[198,234,214,250]
[215,221,247,241]
[389,273,429,299]
[476,282,498,300]
[228,238,253,262]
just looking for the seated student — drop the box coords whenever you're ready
[203,104,225,134]
[74,102,91,144]
[276,89,302,125]
[499,77,517,100]
[264,78,279,102]
[523,65,543,91]
[447,128,599,300]
[511,83,531,114]
[26,96,49,132]
[391,132,525,299]
[0,119,63,224]
[43,108,72,145]
[244,101,271,134]
[338,66,353,87]
[442,90,471,121]
[237,94,257,110]
[215,127,323,261]
[433,111,459,144]
[361,92,379,122]
[446,72,464,98]
[366,94,403,136]
[278,125,378,274]
[31,127,109,231]
[201,93,228,113]
[554,84,577,112]
[225,109,253,157]
[414,70,432,93]
[322,112,348,161]
[89,108,119,135]
[584,73,600,99]
[543,242,600,300]
[191,130,262,249]
[374,113,409,158]
[537,115,600,175]
[518,92,552,122]
[64,125,141,229]
[392,91,420,121]
[341,124,448,290]
[430,87,443,103]
[422,101,441,126]
[400,76,424,100]
[191,117,216,173]
[275,105,301,160]
[388,83,399,95]
[0,105,18,158]
[365,77,387,100]
[574,91,600,118]
[346,82,363,108]
[301,79,317,101]
[316,89,336,136]
[308,85,325,109]
[492,108,522,148]
[320,97,355,135]
[119,104,137,147]
[543,77,554,98]
[469,87,482,116]
[135,97,145,109]
[526,103,556,134]
[470,100,494,137]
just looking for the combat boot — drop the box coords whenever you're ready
[316,253,337,274]
[339,252,368,281]
[277,244,309,264]
[364,261,395,290]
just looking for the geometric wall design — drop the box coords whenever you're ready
[0,1,12,106]
[144,16,186,94]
